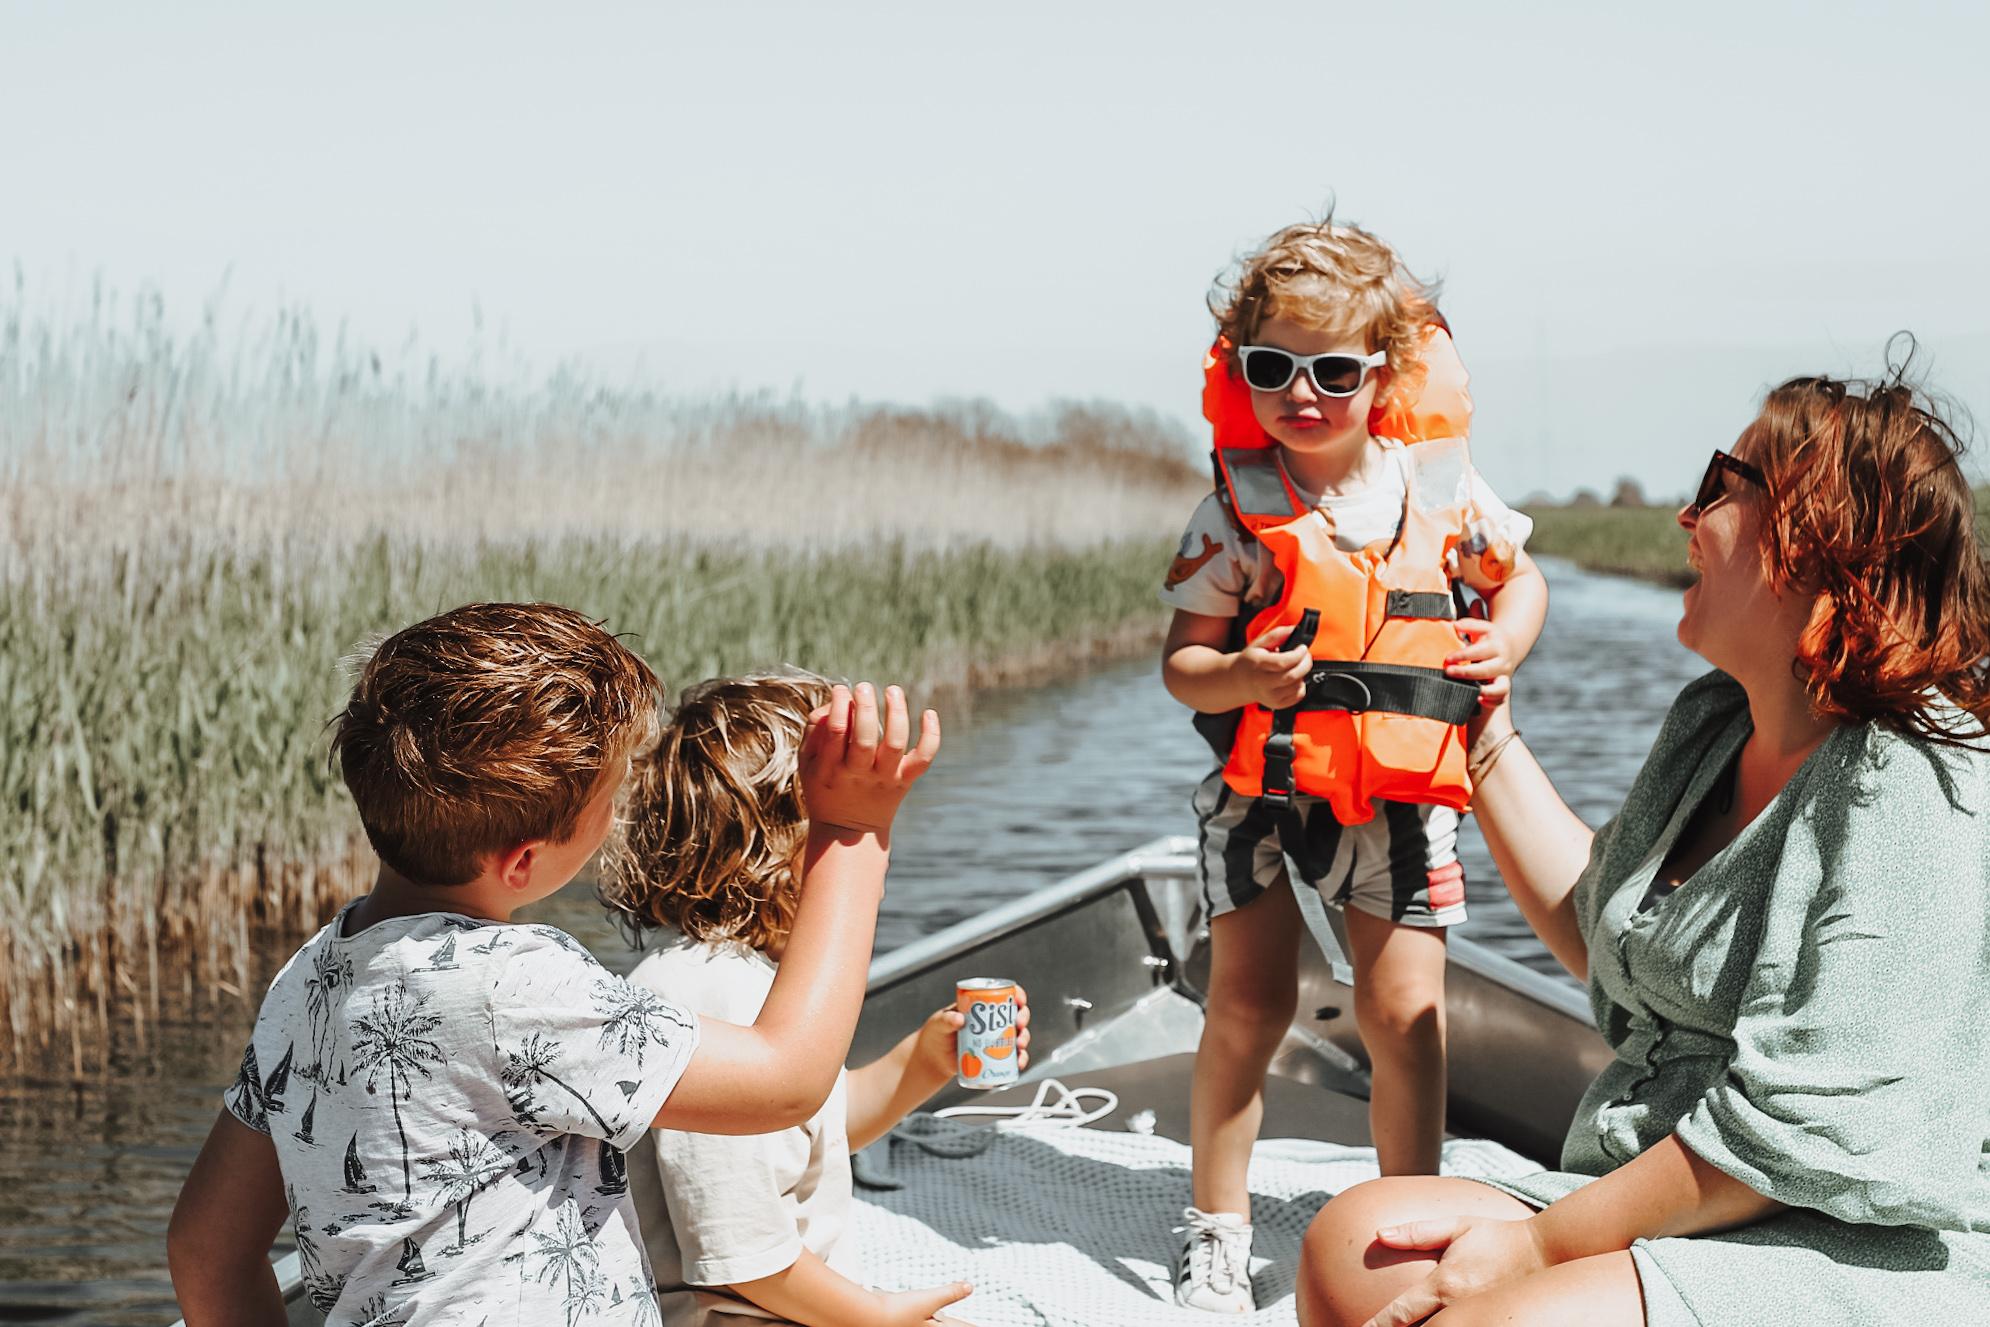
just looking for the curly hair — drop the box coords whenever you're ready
[330,602,660,884]
[1741,362,1990,743]
[601,671,833,951]
[1209,214,1442,408]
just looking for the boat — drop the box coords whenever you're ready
[174,834,1610,1326]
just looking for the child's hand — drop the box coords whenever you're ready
[1231,623,1312,710]
[800,682,941,837]
[1445,618,1515,707]
[912,987,1033,1087]
[877,1281,974,1325]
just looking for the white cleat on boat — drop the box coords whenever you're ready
[1174,1206,1256,1312]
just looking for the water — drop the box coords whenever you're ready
[0,558,1701,1324]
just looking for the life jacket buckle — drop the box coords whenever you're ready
[1309,670,1373,714]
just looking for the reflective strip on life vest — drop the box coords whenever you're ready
[1218,449,1302,521]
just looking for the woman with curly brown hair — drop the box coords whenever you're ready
[603,672,1029,1327]
[1298,365,1990,1326]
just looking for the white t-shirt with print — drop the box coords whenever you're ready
[225,906,699,1327]
[1159,438,1535,620]
[626,931,860,1327]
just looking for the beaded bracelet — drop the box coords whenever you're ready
[1467,729,1523,784]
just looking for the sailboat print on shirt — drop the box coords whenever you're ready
[594,1139,627,1196]
[390,1237,433,1286]
[412,931,460,973]
[229,1041,295,1132]
[293,1091,318,1145]
[342,1133,378,1195]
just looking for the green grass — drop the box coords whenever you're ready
[2,530,1182,1067]
[1524,505,1696,586]
[1526,487,1990,586]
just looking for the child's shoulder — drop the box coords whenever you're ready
[628,929,774,1022]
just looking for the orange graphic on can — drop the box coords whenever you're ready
[955,977,1019,1090]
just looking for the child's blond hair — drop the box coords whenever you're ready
[1210,214,1441,404]
[602,671,833,952]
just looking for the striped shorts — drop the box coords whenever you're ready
[1191,769,1466,929]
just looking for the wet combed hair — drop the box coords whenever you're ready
[330,602,660,884]
[602,671,834,952]
[1742,362,1990,743]
[1209,213,1442,406]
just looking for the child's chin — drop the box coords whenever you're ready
[1271,424,1352,452]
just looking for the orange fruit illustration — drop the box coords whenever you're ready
[983,1039,1013,1060]
[960,1051,983,1078]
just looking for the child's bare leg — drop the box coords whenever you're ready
[1342,908,1448,1176]
[1190,876,1304,1216]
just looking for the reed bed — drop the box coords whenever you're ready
[1525,506,1696,587]
[1528,488,1990,588]
[0,283,1204,1071]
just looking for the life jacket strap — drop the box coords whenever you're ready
[1384,590,1457,621]
[1294,662,1482,727]
[1259,609,1321,809]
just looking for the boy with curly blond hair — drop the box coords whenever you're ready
[604,672,1027,1327]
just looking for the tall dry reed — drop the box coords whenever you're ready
[0,280,1206,1070]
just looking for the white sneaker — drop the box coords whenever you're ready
[1174,1206,1255,1312]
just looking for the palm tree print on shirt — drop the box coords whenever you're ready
[420,1128,515,1253]
[350,981,445,1206]
[525,1200,606,1327]
[588,978,694,1067]
[303,942,355,1082]
[288,1184,347,1311]
[350,1292,410,1327]
[502,1032,620,1138]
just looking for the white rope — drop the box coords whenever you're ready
[932,1077,1119,1131]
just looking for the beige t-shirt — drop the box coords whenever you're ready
[627,932,860,1327]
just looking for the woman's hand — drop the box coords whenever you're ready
[1445,618,1517,707]
[1361,1215,1554,1327]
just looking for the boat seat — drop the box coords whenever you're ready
[964,1053,1373,1146]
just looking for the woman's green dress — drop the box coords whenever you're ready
[1486,671,1990,1325]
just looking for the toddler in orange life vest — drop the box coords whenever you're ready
[1159,217,1549,1312]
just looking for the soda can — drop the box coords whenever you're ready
[955,977,1020,1090]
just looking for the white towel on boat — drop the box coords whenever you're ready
[851,1118,1539,1327]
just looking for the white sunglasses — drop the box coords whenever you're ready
[1237,346,1388,397]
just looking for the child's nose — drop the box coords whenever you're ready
[1286,371,1319,404]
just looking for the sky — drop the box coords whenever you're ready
[5,0,1988,499]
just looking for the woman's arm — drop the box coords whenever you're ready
[1462,702,1595,981]
[1363,1135,1782,1327]
[1529,1134,1784,1257]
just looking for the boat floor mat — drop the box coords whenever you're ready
[851,1111,1539,1326]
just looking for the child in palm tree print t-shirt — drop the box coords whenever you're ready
[226,903,697,1326]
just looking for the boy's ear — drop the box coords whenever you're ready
[495,840,541,893]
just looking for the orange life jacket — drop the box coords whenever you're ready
[1198,325,1491,825]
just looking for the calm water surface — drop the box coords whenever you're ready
[0,558,1701,1324]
